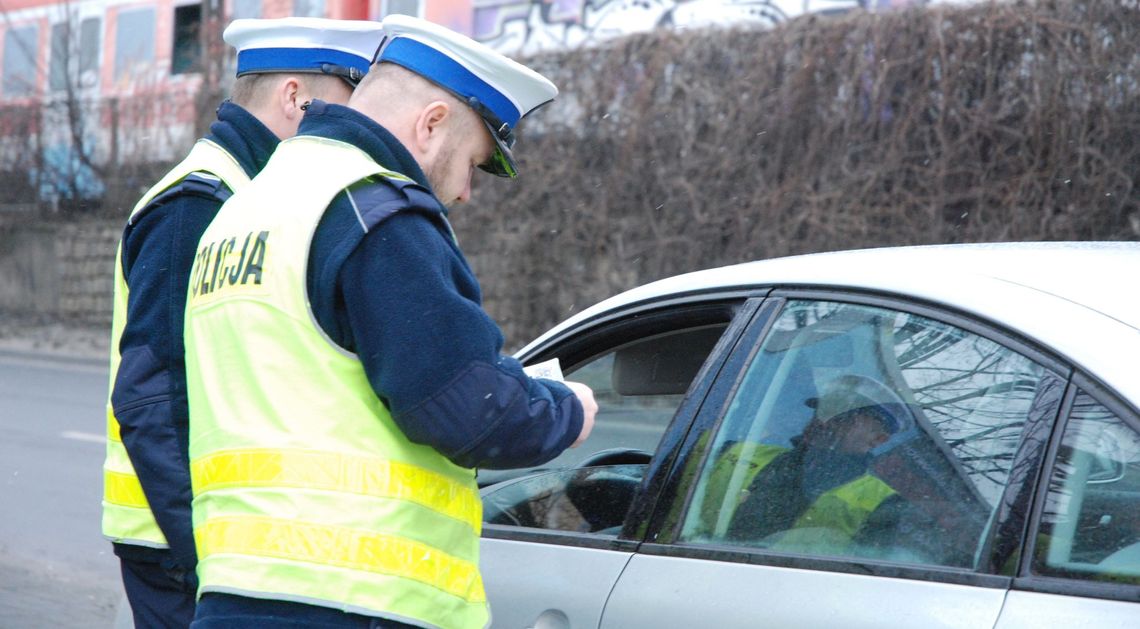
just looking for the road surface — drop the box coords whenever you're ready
[0,350,123,628]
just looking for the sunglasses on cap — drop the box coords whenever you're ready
[465,96,517,178]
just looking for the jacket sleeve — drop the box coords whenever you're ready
[111,185,221,574]
[338,210,583,470]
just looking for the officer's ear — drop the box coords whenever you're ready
[278,76,306,120]
[254,75,310,139]
[411,100,452,160]
[242,75,307,140]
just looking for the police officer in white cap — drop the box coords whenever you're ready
[102,17,384,629]
[183,14,597,629]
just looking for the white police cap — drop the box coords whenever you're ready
[225,17,385,86]
[374,14,558,178]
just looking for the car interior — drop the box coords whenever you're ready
[481,323,728,533]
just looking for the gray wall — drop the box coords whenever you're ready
[0,219,118,324]
[0,219,516,344]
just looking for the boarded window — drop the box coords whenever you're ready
[114,8,155,82]
[3,25,40,97]
[51,18,101,91]
[383,0,421,17]
[293,0,325,18]
[231,0,262,19]
[79,18,101,86]
[49,22,69,92]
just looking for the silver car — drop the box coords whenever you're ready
[479,242,1140,629]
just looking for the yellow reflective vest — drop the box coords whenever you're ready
[184,135,489,629]
[699,442,896,552]
[102,139,250,548]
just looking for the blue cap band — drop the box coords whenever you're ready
[236,47,370,77]
[378,37,520,129]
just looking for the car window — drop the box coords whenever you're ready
[482,465,647,535]
[1032,390,1140,583]
[544,323,727,469]
[677,299,1059,570]
[480,322,729,532]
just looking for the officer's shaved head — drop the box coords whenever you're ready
[351,63,481,134]
[230,73,349,110]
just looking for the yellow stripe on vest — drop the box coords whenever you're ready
[107,408,122,443]
[105,469,150,508]
[196,516,487,603]
[191,449,481,530]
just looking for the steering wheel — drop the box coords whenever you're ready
[574,447,653,468]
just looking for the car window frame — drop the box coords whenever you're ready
[1015,371,1140,604]
[516,288,761,367]
[638,288,1072,590]
[480,291,770,551]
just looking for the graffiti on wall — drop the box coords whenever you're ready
[468,0,873,54]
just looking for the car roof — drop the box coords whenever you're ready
[523,242,1140,406]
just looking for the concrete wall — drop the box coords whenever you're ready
[0,219,519,342]
[0,219,119,324]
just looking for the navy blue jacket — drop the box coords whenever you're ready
[302,101,583,470]
[111,102,278,570]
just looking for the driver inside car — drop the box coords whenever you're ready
[698,375,913,553]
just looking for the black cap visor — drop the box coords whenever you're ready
[319,63,366,88]
[479,118,517,178]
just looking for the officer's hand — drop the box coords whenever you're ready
[563,381,596,448]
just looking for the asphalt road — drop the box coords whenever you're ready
[0,350,124,629]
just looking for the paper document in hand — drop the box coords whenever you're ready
[523,358,563,381]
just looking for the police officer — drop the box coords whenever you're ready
[183,15,597,628]
[102,18,385,629]
[699,375,911,551]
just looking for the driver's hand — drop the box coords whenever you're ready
[564,381,596,448]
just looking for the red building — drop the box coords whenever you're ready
[0,0,879,203]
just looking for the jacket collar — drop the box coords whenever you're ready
[207,101,279,178]
[294,100,431,190]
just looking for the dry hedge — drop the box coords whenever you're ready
[455,1,1140,346]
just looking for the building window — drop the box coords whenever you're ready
[382,0,421,17]
[49,17,101,92]
[172,3,202,75]
[49,22,69,92]
[293,0,324,18]
[3,25,40,98]
[114,8,156,83]
[231,0,262,19]
[79,18,101,86]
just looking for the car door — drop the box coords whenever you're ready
[600,292,1069,629]
[994,377,1140,628]
[480,295,763,629]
